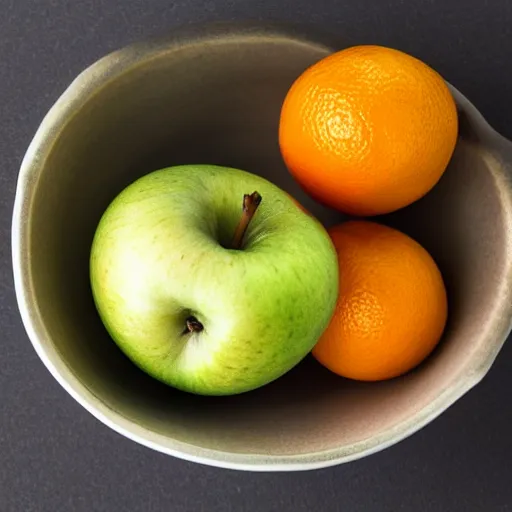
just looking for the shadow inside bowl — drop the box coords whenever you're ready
[20,29,512,461]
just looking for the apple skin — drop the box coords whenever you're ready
[90,165,338,395]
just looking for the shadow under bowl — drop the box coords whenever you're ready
[11,24,512,470]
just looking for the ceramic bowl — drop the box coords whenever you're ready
[12,24,512,471]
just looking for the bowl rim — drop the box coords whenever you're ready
[11,24,512,471]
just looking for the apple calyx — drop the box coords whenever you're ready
[184,316,204,334]
[231,191,262,250]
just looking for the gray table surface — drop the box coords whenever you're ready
[2,1,512,511]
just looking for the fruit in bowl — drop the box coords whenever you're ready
[90,44,455,396]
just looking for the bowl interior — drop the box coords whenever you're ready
[19,30,512,463]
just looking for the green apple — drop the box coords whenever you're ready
[90,165,338,395]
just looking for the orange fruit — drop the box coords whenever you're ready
[312,221,448,381]
[279,45,458,216]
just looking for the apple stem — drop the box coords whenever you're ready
[231,191,262,250]
[185,316,203,334]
